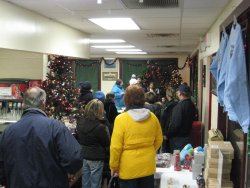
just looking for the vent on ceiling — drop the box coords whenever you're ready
[120,0,178,9]
[147,33,179,38]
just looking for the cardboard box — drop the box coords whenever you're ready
[208,129,224,141]
[206,167,231,179]
[206,157,232,169]
[207,178,233,188]
[207,141,234,159]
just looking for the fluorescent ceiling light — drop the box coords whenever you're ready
[88,18,140,30]
[116,52,147,54]
[97,0,102,4]
[91,45,134,48]
[89,39,125,43]
[106,49,142,52]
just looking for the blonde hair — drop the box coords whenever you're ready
[165,86,175,99]
[83,99,104,120]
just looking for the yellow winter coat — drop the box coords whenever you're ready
[109,108,163,179]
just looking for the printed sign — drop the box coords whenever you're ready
[102,72,118,81]
[0,87,12,96]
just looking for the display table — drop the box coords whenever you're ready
[155,166,198,188]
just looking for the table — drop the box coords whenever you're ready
[155,166,198,188]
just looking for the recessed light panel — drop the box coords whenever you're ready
[116,52,147,54]
[106,49,142,52]
[88,18,140,30]
[91,45,134,48]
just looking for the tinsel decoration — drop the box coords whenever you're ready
[41,55,79,119]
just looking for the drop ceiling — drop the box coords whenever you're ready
[4,0,230,56]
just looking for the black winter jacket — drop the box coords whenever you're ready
[77,118,110,161]
[167,99,197,138]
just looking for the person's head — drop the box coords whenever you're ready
[137,75,143,84]
[144,92,156,104]
[84,99,104,120]
[23,87,46,110]
[80,81,92,93]
[94,91,105,103]
[106,92,115,101]
[176,84,191,100]
[149,82,155,89]
[124,85,145,108]
[165,86,175,101]
[161,97,166,104]
[115,79,123,86]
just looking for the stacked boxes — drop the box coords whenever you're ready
[204,129,234,188]
[192,151,205,179]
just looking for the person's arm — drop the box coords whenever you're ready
[109,117,124,174]
[54,121,83,175]
[98,124,110,147]
[153,115,163,151]
[167,105,183,137]
[0,134,6,187]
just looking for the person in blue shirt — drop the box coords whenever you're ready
[0,87,82,188]
[111,79,125,108]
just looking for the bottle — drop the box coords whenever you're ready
[174,152,181,171]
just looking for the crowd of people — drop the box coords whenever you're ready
[0,74,198,188]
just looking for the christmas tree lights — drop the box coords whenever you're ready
[41,56,78,119]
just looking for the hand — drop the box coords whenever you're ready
[68,174,77,186]
[111,169,119,177]
[68,169,82,187]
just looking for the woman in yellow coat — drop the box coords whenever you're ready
[110,85,163,188]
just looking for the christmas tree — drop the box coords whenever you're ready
[143,63,182,90]
[41,55,78,119]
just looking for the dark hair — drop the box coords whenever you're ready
[24,87,46,109]
[80,81,91,93]
[124,85,145,108]
[137,75,143,79]
[115,79,123,85]
[106,92,115,100]
[144,92,156,104]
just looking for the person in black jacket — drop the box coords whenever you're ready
[78,81,93,105]
[160,86,177,153]
[144,91,161,120]
[104,92,118,131]
[167,84,197,153]
[77,99,110,188]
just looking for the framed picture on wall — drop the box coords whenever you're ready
[104,59,116,69]
[211,75,217,95]
[202,65,206,87]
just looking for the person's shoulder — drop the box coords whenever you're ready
[47,118,66,130]
[116,111,128,119]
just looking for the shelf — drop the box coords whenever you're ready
[0,99,23,102]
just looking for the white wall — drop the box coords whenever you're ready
[101,59,120,94]
[211,94,219,129]
[201,57,212,143]
[196,0,243,142]
[0,49,44,80]
[0,1,89,58]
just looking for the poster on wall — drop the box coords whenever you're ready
[0,87,12,96]
[11,84,28,99]
[29,80,42,87]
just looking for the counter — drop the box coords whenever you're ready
[155,166,198,188]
